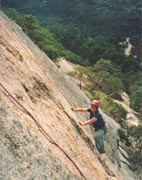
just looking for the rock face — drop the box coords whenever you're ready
[0,11,139,180]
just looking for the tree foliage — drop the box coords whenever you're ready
[2,5,142,114]
[123,72,142,113]
[89,59,124,98]
[68,66,89,89]
[2,0,142,67]
[3,8,85,64]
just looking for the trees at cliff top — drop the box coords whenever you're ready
[69,59,124,98]
[89,59,124,98]
[4,8,86,65]
[2,0,142,69]
[68,66,89,89]
[48,24,140,72]
[3,8,142,114]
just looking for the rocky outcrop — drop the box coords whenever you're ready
[0,11,139,180]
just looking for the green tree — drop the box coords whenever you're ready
[68,66,89,89]
[3,8,86,62]
[3,1,141,69]
[124,72,142,113]
[90,59,124,98]
[130,86,142,114]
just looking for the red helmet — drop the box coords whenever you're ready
[91,100,100,108]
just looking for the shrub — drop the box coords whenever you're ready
[130,86,142,114]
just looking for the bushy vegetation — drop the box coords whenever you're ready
[2,0,141,67]
[69,60,124,97]
[89,60,124,98]
[124,72,142,114]
[68,66,89,89]
[3,3,142,113]
[119,124,142,170]
[3,8,85,64]
[2,9,142,116]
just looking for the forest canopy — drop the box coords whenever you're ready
[2,0,142,114]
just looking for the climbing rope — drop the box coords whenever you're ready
[0,17,87,179]
[0,83,87,180]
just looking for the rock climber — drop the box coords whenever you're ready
[71,100,107,160]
